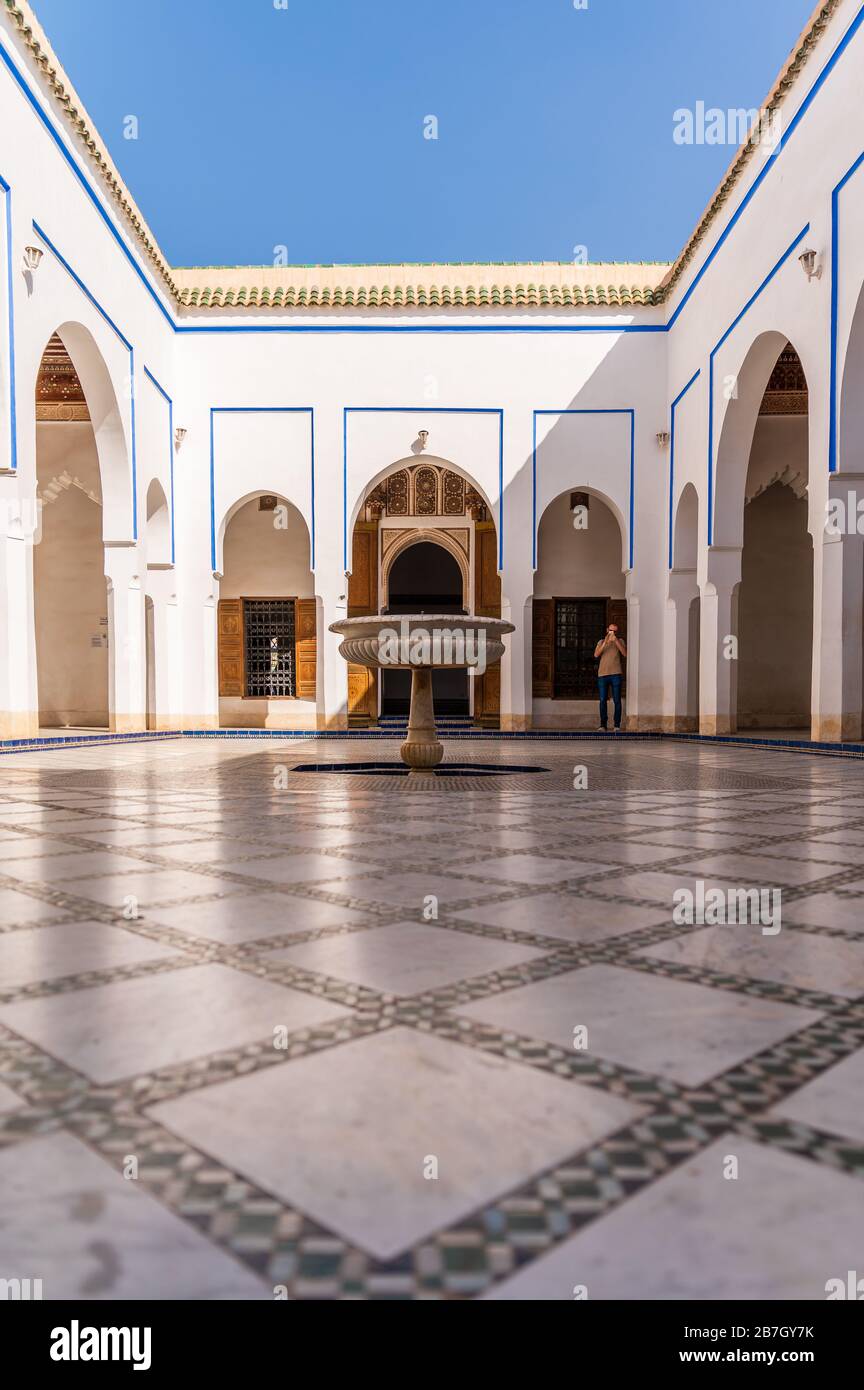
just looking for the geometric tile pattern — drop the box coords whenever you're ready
[0,735,863,1299]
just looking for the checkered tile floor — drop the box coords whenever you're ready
[0,736,863,1299]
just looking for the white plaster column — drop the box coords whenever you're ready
[813,474,864,741]
[104,544,146,733]
[0,489,39,738]
[317,576,349,730]
[663,569,700,732]
[144,568,182,730]
[498,587,533,731]
[623,575,641,729]
[699,546,742,736]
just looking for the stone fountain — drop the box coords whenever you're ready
[330,614,515,771]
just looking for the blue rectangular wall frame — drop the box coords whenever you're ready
[209,406,316,573]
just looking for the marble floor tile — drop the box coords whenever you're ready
[228,853,384,885]
[0,921,184,990]
[770,1051,864,1143]
[0,836,87,861]
[458,892,668,942]
[323,870,509,910]
[147,839,285,865]
[147,1027,641,1260]
[86,827,213,847]
[0,1132,269,1299]
[639,924,864,998]
[565,841,688,866]
[673,852,842,888]
[268,921,546,994]
[7,850,161,884]
[456,965,820,1086]
[58,869,243,910]
[780,893,864,933]
[0,963,352,1083]
[0,887,73,926]
[475,854,604,885]
[483,1137,864,1300]
[152,892,372,943]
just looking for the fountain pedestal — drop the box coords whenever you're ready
[329,614,516,772]
[402,667,443,769]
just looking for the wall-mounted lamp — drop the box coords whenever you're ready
[22,245,43,274]
[799,248,822,282]
[656,431,670,448]
[174,427,187,449]
[417,429,429,450]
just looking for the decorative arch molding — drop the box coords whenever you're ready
[347,455,497,556]
[380,528,470,608]
[364,462,486,521]
[745,468,808,506]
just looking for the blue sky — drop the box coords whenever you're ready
[32,0,817,267]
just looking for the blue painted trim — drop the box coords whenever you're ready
[209,407,316,572]
[0,38,175,327]
[143,365,176,564]
[829,149,864,473]
[178,323,666,337]
[342,407,505,573]
[532,409,636,569]
[667,3,864,331]
[34,220,139,538]
[668,369,701,568]
[0,173,16,470]
[707,224,809,544]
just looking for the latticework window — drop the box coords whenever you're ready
[243,599,296,697]
[554,598,607,699]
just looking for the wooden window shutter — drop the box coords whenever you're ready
[532,598,554,697]
[217,599,245,697]
[474,523,501,617]
[606,598,627,642]
[348,523,378,615]
[295,598,317,700]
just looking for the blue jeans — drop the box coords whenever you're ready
[598,674,623,729]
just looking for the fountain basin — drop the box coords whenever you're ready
[329,614,515,770]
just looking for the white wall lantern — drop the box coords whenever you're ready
[22,245,44,274]
[174,427,187,449]
[798,248,822,282]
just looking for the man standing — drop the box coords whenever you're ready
[594,622,627,732]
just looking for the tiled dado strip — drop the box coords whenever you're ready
[6,729,864,762]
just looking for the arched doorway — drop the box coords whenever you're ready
[216,493,316,729]
[33,331,109,728]
[736,344,812,731]
[532,487,627,729]
[347,459,499,725]
[381,539,468,716]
